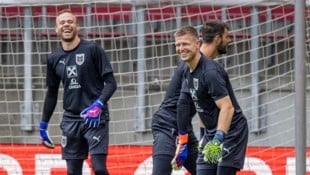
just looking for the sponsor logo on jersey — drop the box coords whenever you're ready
[189,88,203,112]
[76,53,85,65]
[68,78,81,89]
[66,65,78,78]
[59,58,66,65]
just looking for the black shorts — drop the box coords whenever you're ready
[60,119,109,160]
[197,115,248,172]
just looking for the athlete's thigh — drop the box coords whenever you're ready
[84,121,109,155]
[220,117,248,169]
[152,130,176,157]
[60,120,88,159]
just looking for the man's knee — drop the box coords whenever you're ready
[91,154,109,175]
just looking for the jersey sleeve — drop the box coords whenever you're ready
[204,68,228,101]
[42,55,61,122]
[94,45,114,76]
[177,90,195,133]
[94,45,117,103]
[177,63,196,133]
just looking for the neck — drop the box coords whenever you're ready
[200,43,218,59]
[188,52,201,72]
[62,37,80,51]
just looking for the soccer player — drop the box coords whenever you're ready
[151,60,199,174]
[38,9,117,175]
[174,22,248,175]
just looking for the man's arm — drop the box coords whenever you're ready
[39,86,59,149]
[215,95,234,134]
[98,72,117,103]
[41,87,58,123]
[177,92,194,132]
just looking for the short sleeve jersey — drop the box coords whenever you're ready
[186,55,242,131]
[46,39,114,116]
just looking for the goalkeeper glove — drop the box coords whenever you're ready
[39,121,55,149]
[202,130,225,164]
[80,99,103,128]
[171,132,188,170]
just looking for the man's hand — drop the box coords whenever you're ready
[80,99,103,128]
[171,132,188,170]
[202,130,225,164]
[39,121,55,149]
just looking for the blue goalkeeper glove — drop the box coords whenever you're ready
[171,132,188,170]
[80,99,103,128]
[202,130,225,164]
[39,121,55,149]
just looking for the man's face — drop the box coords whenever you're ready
[217,28,231,54]
[55,12,80,42]
[174,34,200,63]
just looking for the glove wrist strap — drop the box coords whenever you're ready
[178,133,188,144]
[214,130,225,143]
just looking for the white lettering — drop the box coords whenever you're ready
[0,154,22,175]
[242,157,272,175]
[35,154,91,175]
[286,157,310,175]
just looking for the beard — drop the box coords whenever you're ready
[217,40,228,55]
[61,30,77,42]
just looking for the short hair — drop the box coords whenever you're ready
[174,25,199,40]
[57,9,74,17]
[201,20,229,43]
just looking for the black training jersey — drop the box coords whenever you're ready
[46,39,115,118]
[152,62,196,131]
[185,55,242,131]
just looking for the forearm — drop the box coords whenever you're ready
[99,73,117,102]
[217,106,234,134]
[215,96,235,134]
[41,88,58,123]
[177,92,193,132]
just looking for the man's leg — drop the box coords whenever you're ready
[66,159,83,175]
[152,154,174,175]
[91,154,109,175]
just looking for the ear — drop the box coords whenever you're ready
[214,34,221,45]
[76,23,81,31]
[196,39,201,48]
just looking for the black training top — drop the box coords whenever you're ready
[42,39,117,122]
[152,61,196,133]
[184,55,242,132]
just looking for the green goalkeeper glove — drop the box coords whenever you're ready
[202,130,225,164]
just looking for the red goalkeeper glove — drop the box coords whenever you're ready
[171,132,188,170]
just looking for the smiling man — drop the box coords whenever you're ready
[39,9,117,175]
[174,22,248,175]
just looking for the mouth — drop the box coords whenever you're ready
[180,52,189,58]
[63,29,72,34]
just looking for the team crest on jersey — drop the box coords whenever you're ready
[61,135,67,148]
[193,78,199,90]
[75,53,85,65]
